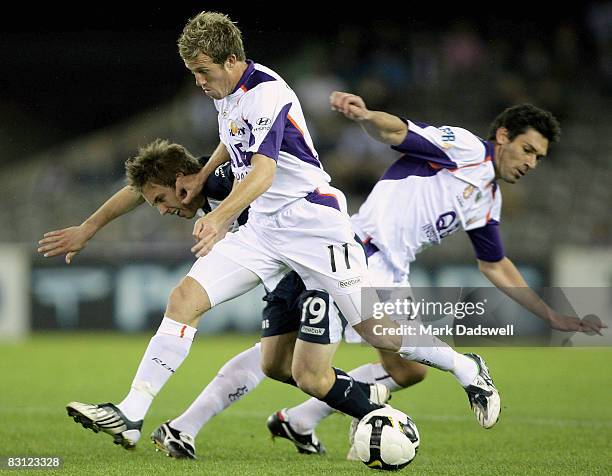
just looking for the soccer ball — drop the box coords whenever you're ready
[353,406,420,471]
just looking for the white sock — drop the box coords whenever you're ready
[117,317,197,422]
[286,362,402,435]
[350,362,403,393]
[399,333,477,387]
[170,343,265,437]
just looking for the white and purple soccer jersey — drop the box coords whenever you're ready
[351,119,504,279]
[214,61,331,214]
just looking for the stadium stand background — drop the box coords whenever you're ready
[1,5,611,333]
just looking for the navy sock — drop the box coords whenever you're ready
[354,380,371,396]
[320,368,381,419]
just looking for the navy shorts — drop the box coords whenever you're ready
[261,271,343,344]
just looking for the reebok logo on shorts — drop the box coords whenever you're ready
[339,276,362,289]
[301,326,325,336]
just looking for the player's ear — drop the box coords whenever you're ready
[495,127,510,145]
[174,173,186,199]
[225,54,237,69]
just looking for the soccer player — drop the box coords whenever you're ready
[41,139,390,457]
[267,92,607,459]
[171,10,500,431]
[45,11,503,455]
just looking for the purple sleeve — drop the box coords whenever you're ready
[390,117,457,168]
[466,220,505,262]
[254,103,292,161]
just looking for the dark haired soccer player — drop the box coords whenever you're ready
[273,92,604,460]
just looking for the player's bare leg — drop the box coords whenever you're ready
[260,332,298,383]
[266,340,337,455]
[267,336,391,455]
[378,351,428,388]
[276,350,422,457]
[291,340,339,398]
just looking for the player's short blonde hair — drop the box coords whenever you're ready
[125,139,201,191]
[178,11,246,64]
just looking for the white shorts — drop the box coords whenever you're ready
[187,187,369,326]
[343,249,412,343]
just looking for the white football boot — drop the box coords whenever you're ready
[151,421,196,459]
[66,401,142,449]
[463,353,501,429]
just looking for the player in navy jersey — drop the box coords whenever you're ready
[39,118,604,459]
[74,10,440,453]
[38,11,544,457]
[39,139,390,457]
[170,11,505,447]
[40,10,508,456]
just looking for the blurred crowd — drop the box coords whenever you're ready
[2,8,612,263]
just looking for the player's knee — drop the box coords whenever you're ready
[166,277,211,327]
[260,358,291,382]
[384,360,428,388]
[353,322,401,351]
[260,336,294,382]
[293,371,323,397]
[292,366,332,399]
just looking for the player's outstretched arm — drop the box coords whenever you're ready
[478,257,606,334]
[176,142,231,205]
[329,91,408,146]
[37,186,144,264]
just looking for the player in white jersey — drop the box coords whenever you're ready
[41,140,387,457]
[52,12,511,454]
[174,12,510,432]
[268,92,606,458]
[52,11,402,453]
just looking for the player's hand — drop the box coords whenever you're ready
[330,91,371,121]
[578,314,607,335]
[548,312,606,335]
[37,223,96,264]
[176,171,206,206]
[191,214,228,257]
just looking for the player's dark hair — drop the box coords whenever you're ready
[125,139,201,191]
[487,104,561,144]
[178,11,246,64]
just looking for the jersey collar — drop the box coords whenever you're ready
[483,140,496,164]
[230,59,255,95]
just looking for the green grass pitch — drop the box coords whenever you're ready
[1,333,611,475]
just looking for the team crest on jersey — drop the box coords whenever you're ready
[229,121,245,137]
[439,126,455,149]
[463,185,475,199]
